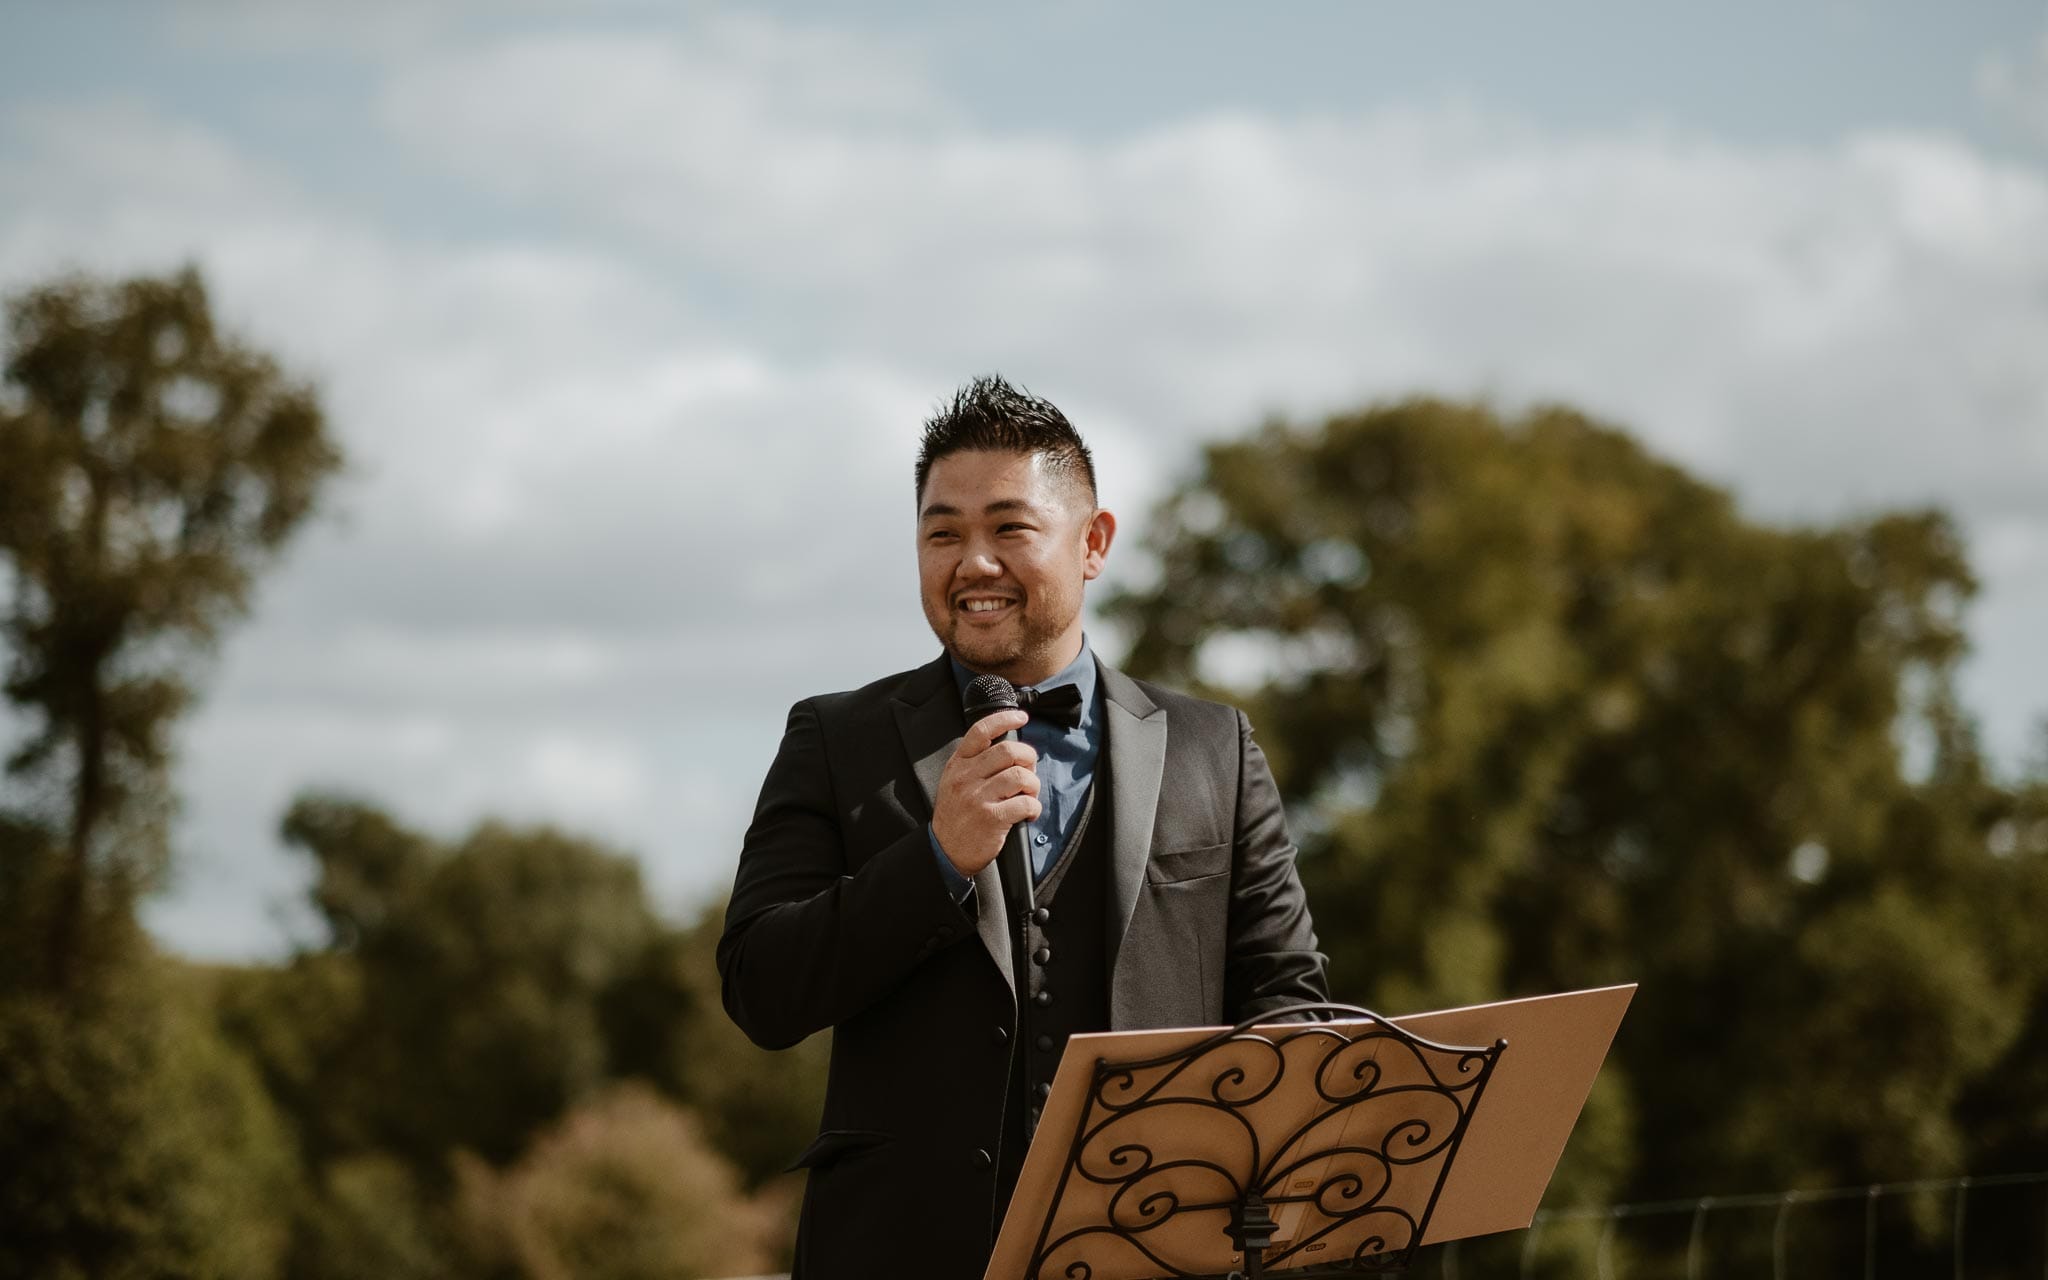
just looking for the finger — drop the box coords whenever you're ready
[970,740,1038,779]
[961,709,1030,755]
[992,794,1043,825]
[981,764,1040,799]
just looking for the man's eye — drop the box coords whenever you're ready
[926,529,956,542]
[999,523,1031,534]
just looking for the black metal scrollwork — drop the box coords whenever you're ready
[1025,1004,1505,1280]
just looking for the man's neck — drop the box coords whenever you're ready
[954,633,1087,688]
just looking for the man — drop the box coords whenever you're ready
[717,376,1327,1279]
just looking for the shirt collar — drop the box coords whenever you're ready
[948,636,1097,708]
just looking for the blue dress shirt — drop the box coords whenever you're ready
[929,640,1104,901]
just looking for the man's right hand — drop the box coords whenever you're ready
[931,709,1040,879]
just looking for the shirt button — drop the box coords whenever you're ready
[1031,907,1051,925]
[971,1148,993,1169]
[1033,990,1053,1008]
[1033,946,1052,965]
[1035,1034,1055,1053]
[991,1026,1010,1046]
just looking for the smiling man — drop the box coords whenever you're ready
[717,376,1327,1279]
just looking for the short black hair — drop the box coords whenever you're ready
[915,374,1097,506]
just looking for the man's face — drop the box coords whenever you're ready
[917,449,1115,686]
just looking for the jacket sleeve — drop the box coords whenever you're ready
[717,699,976,1050]
[1223,709,1332,1020]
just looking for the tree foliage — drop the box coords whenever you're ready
[242,797,667,1174]
[0,960,296,1280]
[210,797,819,1274]
[0,266,340,992]
[453,1084,779,1280]
[0,266,339,1278]
[1107,399,2048,1255]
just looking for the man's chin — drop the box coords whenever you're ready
[940,618,1034,672]
[946,636,1021,674]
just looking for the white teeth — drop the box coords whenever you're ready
[962,598,1012,612]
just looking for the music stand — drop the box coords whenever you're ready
[1008,1002,1506,1279]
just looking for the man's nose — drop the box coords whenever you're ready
[957,548,1003,579]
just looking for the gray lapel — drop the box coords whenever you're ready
[891,654,1014,992]
[1098,661,1167,977]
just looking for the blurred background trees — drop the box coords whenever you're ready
[0,267,340,1280]
[4,272,2046,1276]
[212,799,804,1280]
[1107,399,2048,1273]
[0,267,340,996]
[0,267,819,1277]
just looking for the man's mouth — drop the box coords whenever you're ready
[956,595,1018,616]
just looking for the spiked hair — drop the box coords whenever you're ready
[914,375,1097,507]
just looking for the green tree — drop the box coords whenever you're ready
[1107,399,2048,1264]
[215,800,828,1270]
[0,958,298,1280]
[258,797,665,1175]
[0,266,340,992]
[602,899,829,1190]
[212,798,823,1272]
[0,266,339,1280]
[453,1084,777,1280]
[285,1154,452,1280]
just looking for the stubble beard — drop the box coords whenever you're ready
[935,593,1068,680]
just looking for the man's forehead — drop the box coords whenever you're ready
[919,450,1058,515]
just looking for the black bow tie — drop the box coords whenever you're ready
[1016,683,1085,729]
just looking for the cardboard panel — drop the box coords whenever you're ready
[986,984,1634,1279]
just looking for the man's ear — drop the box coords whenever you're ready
[1081,508,1117,581]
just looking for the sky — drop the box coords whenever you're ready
[1,1,2045,960]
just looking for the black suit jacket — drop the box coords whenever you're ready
[717,652,1327,1279]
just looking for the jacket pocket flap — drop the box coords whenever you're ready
[787,1128,893,1172]
[1146,841,1231,884]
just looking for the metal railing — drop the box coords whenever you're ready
[739,1170,2048,1280]
[1433,1170,2048,1280]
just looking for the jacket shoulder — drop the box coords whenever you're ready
[1111,668,1247,739]
[798,656,948,721]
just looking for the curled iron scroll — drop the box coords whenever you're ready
[1026,1003,1505,1279]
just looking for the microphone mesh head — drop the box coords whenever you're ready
[962,673,1019,719]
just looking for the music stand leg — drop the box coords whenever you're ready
[1229,1192,1279,1280]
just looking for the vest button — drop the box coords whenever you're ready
[1031,907,1051,925]
[992,1025,1010,1046]
[971,1147,993,1169]
[1035,1082,1053,1100]
[1032,946,1052,965]
[1035,1034,1055,1053]
[1033,989,1053,1008]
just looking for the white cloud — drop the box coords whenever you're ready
[517,733,647,826]
[373,33,2048,494]
[374,24,2048,667]
[2,12,2044,958]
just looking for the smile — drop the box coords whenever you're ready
[958,597,1017,614]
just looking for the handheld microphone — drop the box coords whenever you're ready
[962,673,1036,920]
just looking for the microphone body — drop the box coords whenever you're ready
[961,675,1036,918]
